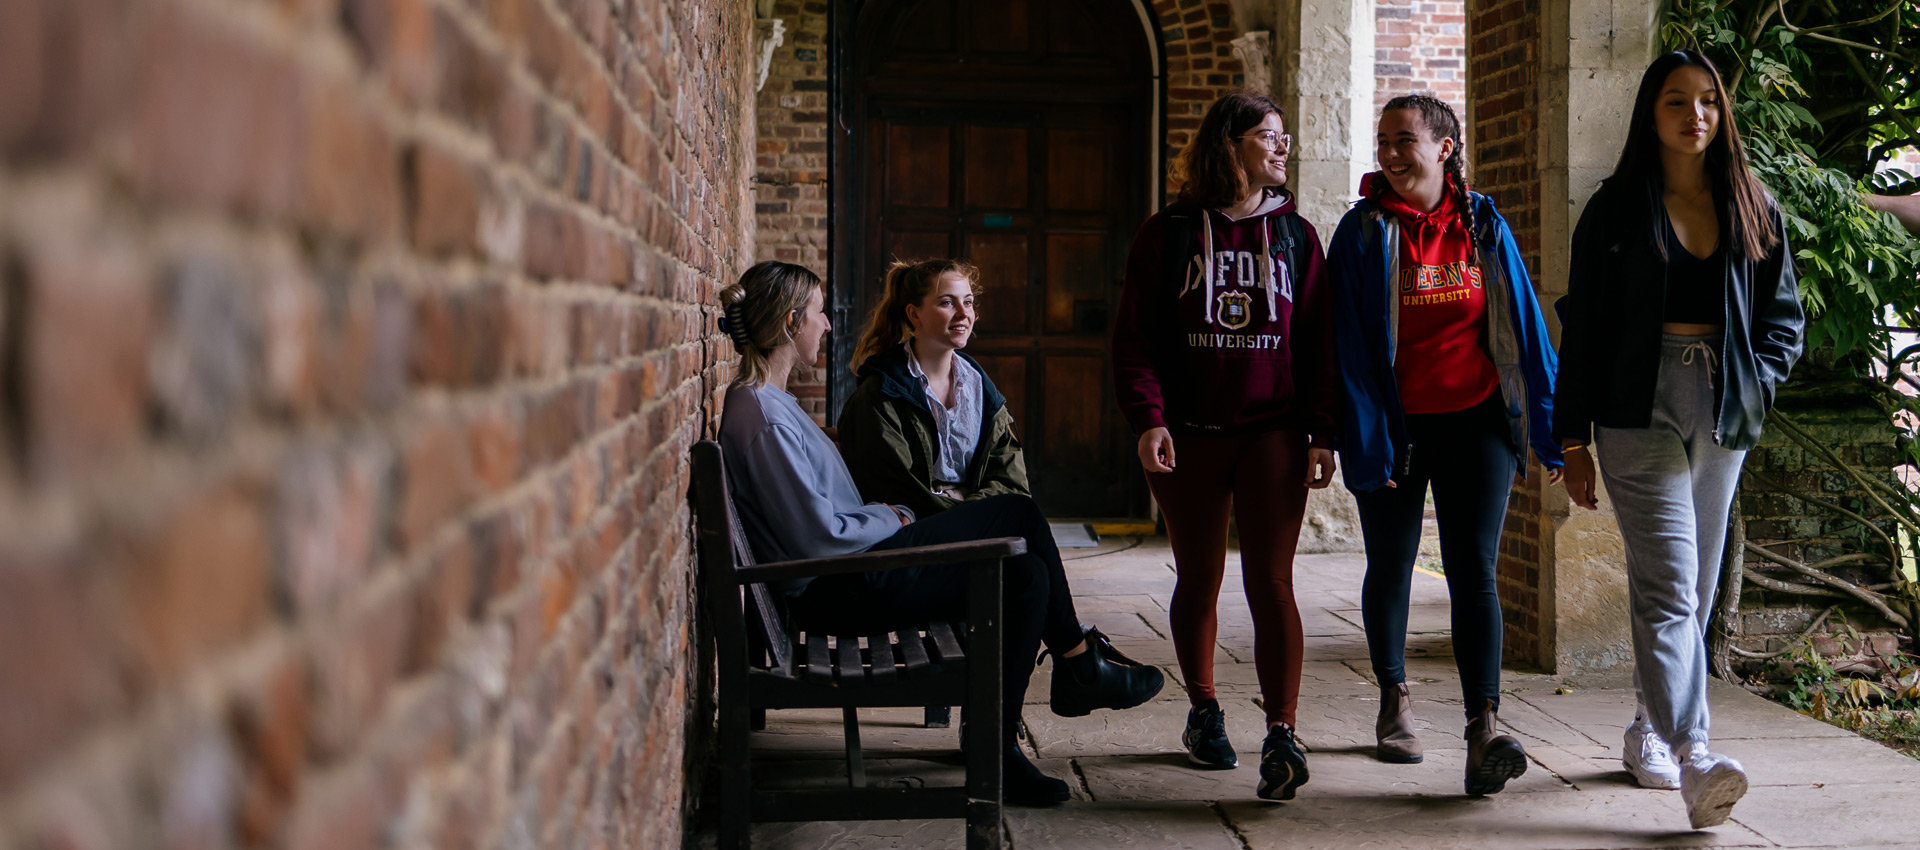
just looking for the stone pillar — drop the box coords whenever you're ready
[1275,0,1375,238]
[1530,0,1661,676]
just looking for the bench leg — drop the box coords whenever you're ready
[842,706,866,788]
[720,699,753,850]
[964,558,1003,850]
[751,708,767,731]
[924,705,952,728]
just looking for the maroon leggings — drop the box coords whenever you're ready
[1147,428,1310,727]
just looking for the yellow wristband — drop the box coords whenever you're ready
[1563,443,1590,455]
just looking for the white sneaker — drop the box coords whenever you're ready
[1623,720,1680,790]
[1678,750,1749,829]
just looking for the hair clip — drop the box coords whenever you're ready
[721,301,753,352]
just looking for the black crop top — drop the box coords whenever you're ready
[1662,213,1725,324]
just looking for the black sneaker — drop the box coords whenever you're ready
[1256,724,1310,801]
[1182,699,1238,769]
[1046,627,1166,717]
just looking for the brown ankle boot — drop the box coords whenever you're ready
[1375,682,1423,764]
[1464,700,1528,796]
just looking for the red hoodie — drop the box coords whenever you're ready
[1111,192,1337,442]
[1361,173,1500,415]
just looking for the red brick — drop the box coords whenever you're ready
[407,143,482,257]
[398,417,481,550]
[301,78,402,243]
[0,551,124,794]
[125,479,273,679]
[230,651,311,846]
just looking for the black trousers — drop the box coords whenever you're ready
[1354,396,1517,717]
[788,494,1084,730]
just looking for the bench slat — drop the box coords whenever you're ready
[867,633,898,684]
[926,621,966,664]
[802,632,833,685]
[897,627,931,674]
[834,635,864,685]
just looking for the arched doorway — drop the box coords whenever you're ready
[831,0,1158,517]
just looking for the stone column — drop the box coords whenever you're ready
[1532,0,1662,676]
[1275,0,1375,239]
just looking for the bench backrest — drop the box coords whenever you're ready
[690,440,795,677]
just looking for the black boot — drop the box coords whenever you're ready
[1001,718,1069,806]
[1046,627,1166,717]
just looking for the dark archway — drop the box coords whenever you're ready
[829,0,1159,517]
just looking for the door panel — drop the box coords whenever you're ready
[886,125,951,207]
[1043,233,1107,334]
[965,126,1029,209]
[966,233,1029,335]
[850,0,1151,517]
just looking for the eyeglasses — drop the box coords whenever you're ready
[1236,130,1293,153]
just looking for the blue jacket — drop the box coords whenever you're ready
[1328,192,1563,492]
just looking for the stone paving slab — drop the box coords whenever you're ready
[1730,782,1920,847]
[1220,790,1775,849]
[718,538,1920,849]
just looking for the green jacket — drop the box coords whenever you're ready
[837,346,1029,518]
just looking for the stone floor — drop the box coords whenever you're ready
[719,537,1920,849]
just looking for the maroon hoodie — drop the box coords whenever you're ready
[1111,192,1337,443]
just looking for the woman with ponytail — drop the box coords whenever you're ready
[1326,95,1563,796]
[1556,51,1803,829]
[837,259,1029,519]
[1111,91,1337,802]
[716,261,1164,808]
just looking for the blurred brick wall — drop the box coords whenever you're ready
[1467,0,1547,664]
[1375,0,1468,116]
[0,0,752,846]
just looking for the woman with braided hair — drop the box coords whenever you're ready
[714,260,1165,808]
[1326,95,1564,796]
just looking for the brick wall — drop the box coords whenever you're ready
[1375,0,1468,114]
[0,0,752,846]
[1734,394,1906,673]
[753,0,829,421]
[1466,0,1547,664]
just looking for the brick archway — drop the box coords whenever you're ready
[1152,0,1251,194]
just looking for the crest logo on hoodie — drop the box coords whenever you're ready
[1216,291,1252,329]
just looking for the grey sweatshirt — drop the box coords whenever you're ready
[718,381,909,594]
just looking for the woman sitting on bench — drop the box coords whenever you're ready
[716,260,1165,807]
[837,258,1026,517]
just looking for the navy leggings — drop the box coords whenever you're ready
[1353,396,1517,718]
[787,494,1084,728]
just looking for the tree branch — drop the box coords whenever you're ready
[1745,541,1911,627]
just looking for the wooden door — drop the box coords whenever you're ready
[842,0,1152,517]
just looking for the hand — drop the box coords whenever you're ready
[888,505,912,526]
[1561,446,1598,510]
[1546,466,1565,486]
[1138,427,1176,473]
[1304,448,1337,489]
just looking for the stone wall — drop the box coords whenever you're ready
[0,0,753,846]
[1733,390,1908,672]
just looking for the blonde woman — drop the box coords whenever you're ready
[716,260,1164,807]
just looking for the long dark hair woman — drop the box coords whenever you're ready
[1111,91,1338,801]
[714,261,1164,807]
[1326,95,1563,796]
[1555,50,1803,830]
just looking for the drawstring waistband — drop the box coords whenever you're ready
[1679,340,1717,371]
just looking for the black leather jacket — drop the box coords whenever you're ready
[1552,179,1805,450]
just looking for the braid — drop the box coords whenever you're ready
[1382,94,1474,239]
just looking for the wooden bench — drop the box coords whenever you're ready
[692,440,1024,850]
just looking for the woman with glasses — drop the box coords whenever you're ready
[1111,91,1338,802]
[1326,95,1562,796]
[1557,51,1802,829]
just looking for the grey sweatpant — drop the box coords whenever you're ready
[1595,334,1746,754]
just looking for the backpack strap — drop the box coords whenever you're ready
[1161,202,1200,293]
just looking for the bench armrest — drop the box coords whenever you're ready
[733,537,1026,585]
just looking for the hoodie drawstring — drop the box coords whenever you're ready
[1200,212,1216,324]
[1258,219,1278,321]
